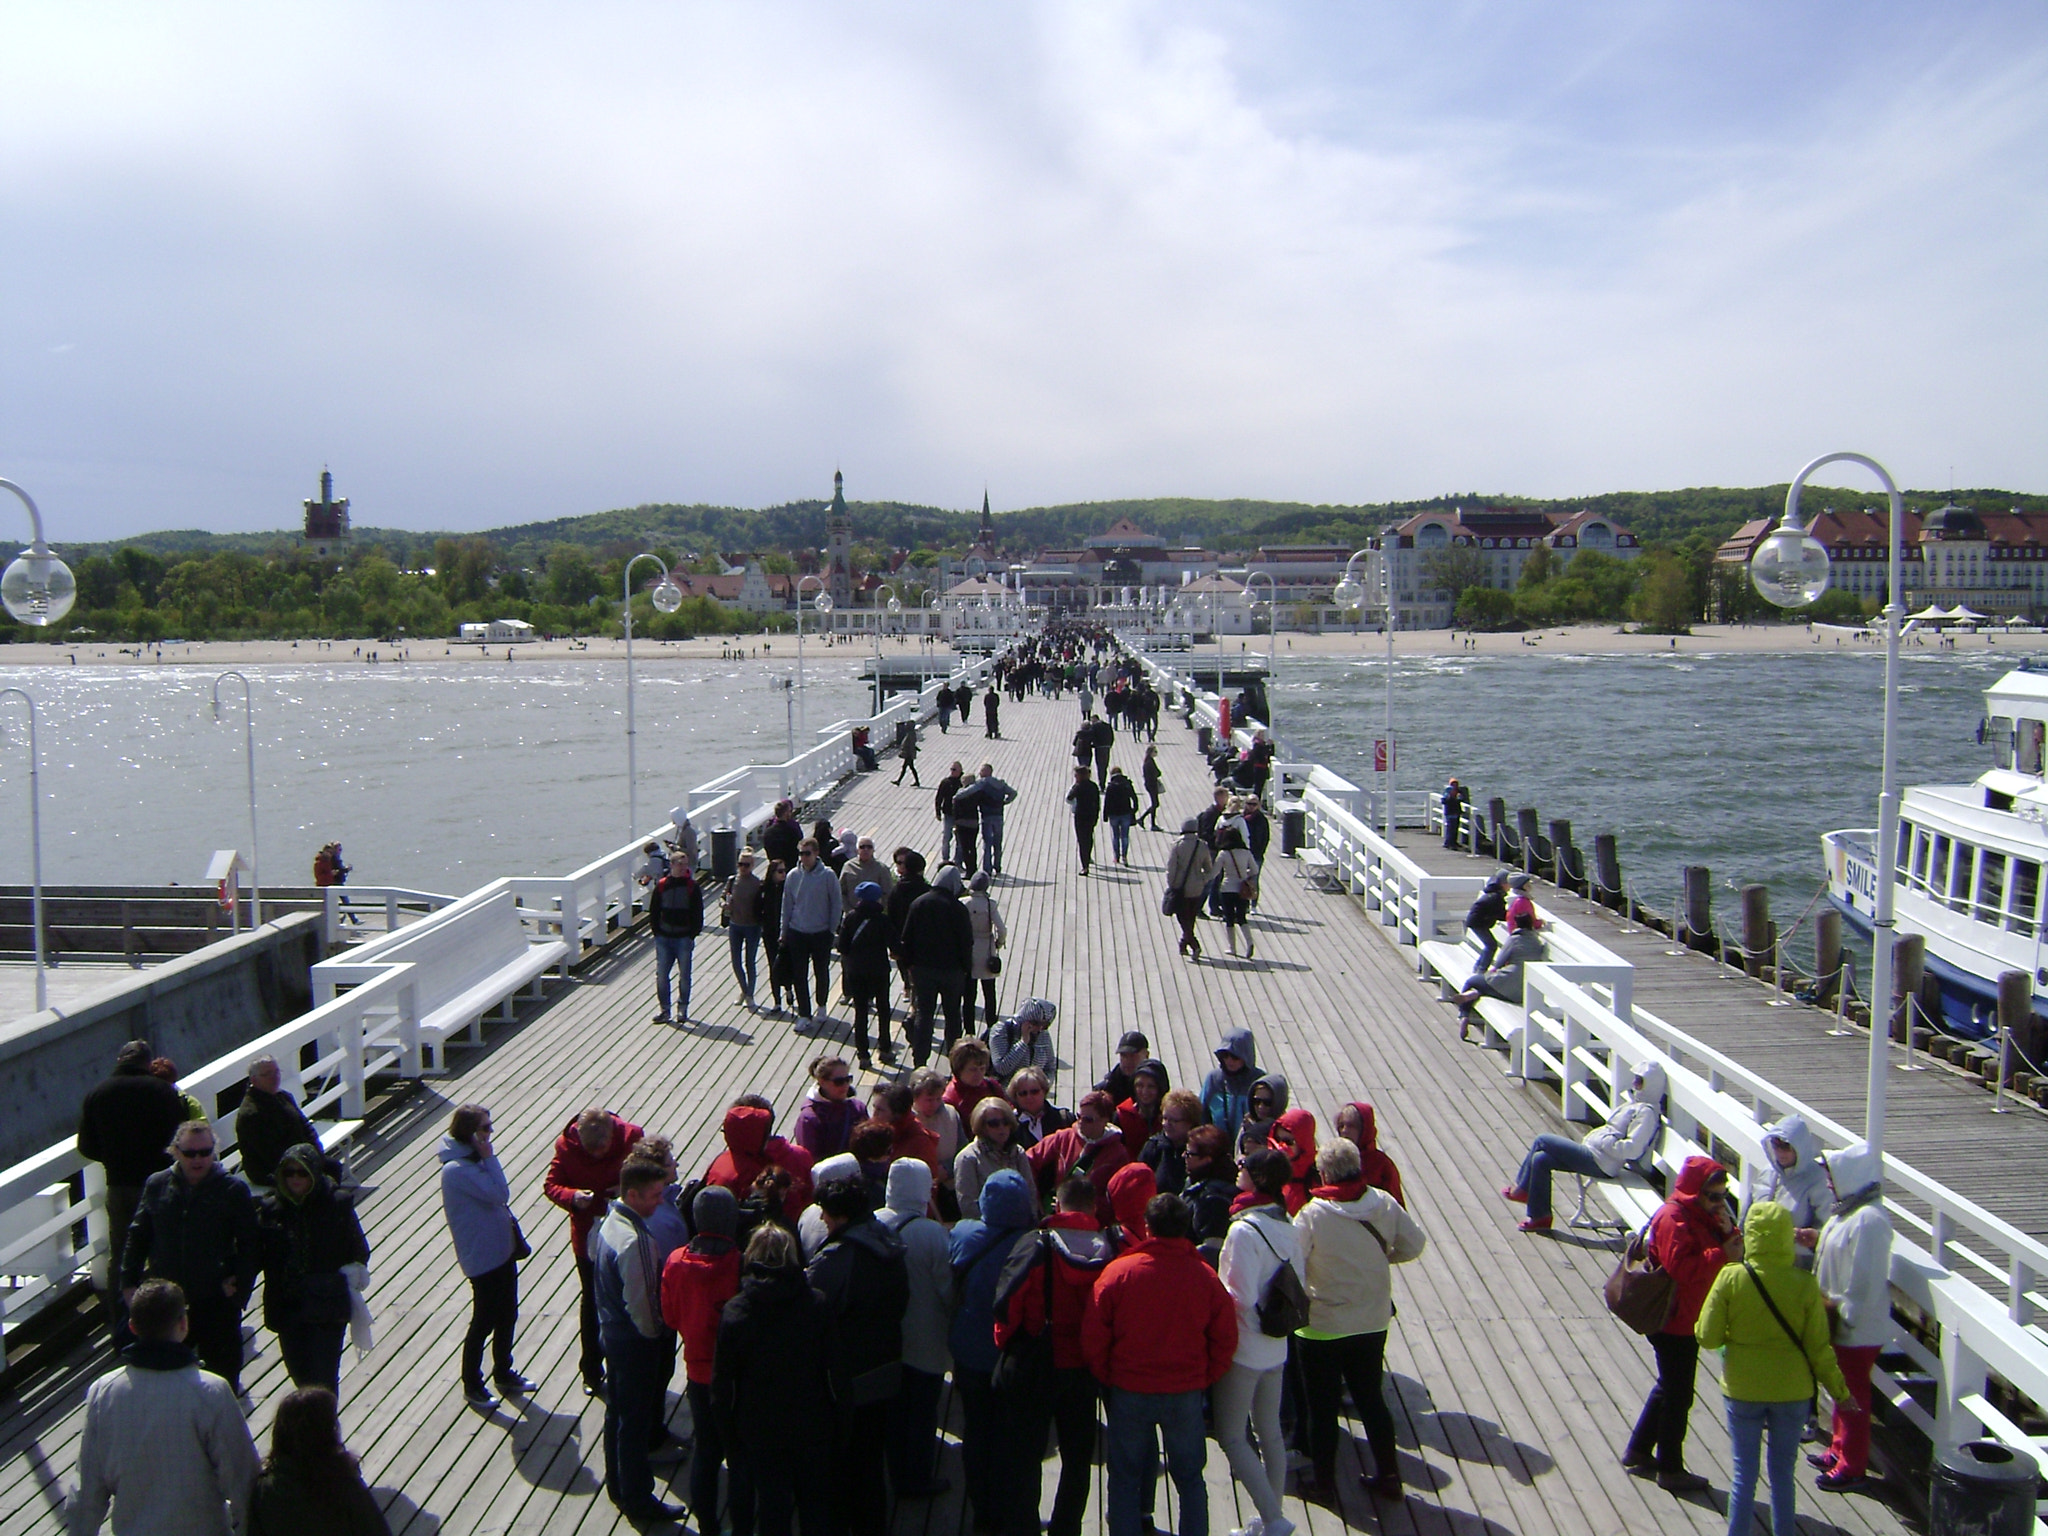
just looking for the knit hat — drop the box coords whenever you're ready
[692,1184,739,1238]
[1016,997,1058,1026]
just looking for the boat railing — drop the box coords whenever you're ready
[0,962,420,1335]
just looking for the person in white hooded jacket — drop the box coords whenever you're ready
[876,1158,956,1499]
[1812,1140,1892,1488]
[1502,1061,1665,1231]
[1215,1148,1301,1536]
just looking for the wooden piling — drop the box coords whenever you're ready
[1548,819,1577,892]
[1998,970,2032,1090]
[1517,807,1542,875]
[1815,909,1843,1006]
[1486,797,1507,859]
[1894,933,1927,1042]
[1740,885,1770,980]
[1593,833,1622,910]
[1682,866,1712,952]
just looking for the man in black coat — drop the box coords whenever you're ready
[121,1121,262,1390]
[761,801,803,870]
[1090,714,1115,783]
[1067,765,1102,876]
[806,1177,909,1536]
[648,860,706,1024]
[885,848,931,1001]
[232,1055,321,1189]
[900,866,975,1066]
[78,1039,188,1326]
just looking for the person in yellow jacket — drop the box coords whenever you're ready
[1696,1200,1860,1536]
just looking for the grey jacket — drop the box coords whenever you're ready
[438,1135,517,1278]
[69,1345,260,1536]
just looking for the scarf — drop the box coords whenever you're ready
[1229,1190,1280,1216]
[1310,1176,1369,1202]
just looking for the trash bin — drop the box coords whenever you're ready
[1196,725,1213,756]
[711,827,739,881]
[1930,1440,2038,1535]
[1281,804,1307,858]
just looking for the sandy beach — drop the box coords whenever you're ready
[4,622,2046,668]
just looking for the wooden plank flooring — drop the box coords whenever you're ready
[2,688,1920,1536]
[1393,828,2048,1241]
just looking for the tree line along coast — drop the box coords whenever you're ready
[4,484,2043,645]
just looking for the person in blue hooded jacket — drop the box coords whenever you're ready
[1199,1028,1259,1149]
[948,1169,1041,1536]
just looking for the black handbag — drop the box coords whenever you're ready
[509,1214,533,1263]
[987,953,1003,975]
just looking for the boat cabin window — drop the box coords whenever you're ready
[1979,851,2007,924]
[2020,719,2046,776]
[2011,860,2041,938]
[1895,819,1914,872]
[1910,828,1932,890]
[1991,716,2014,770]
[1948,841,1976,913]
[1930,833,1952,901]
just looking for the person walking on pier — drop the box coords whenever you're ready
[782,839,843,1028]
[902,866,974,1066]
[984,683,1001,738]
[936,763,964,865]
[1214,1149,1300,1536]
[121,1121,262,1394]
[938,686,955,734]
[950,771,984,879]
[439,1104,533,1407]
[648,854,705,1025]
[1213,826,1259,959]
[1091,714,1115,784]
[1103,767,1139,866]
[1067,765,1101,876]
[966,871,1006,1032]
[970,763,1017,877]
[1622,1155,1740,1494]
[1140,745,1164,831]
[839,836,894,909]
[894,720,923,787]
[1165,819,1215,960]
[78,1040,186,1333]
[256,1144,369,1399]
[722,850,764,1012]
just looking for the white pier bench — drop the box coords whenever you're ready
[1417,905,1634,1058]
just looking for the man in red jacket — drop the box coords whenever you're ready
[1026,1091,1130,1224]
[1082,1194,1237,1536]
[544,1106,644,1395]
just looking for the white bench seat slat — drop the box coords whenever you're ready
[364,892,571,1070]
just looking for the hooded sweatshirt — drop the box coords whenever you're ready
[1814,1140,1894,1349]
[1762,1113,1831,1262]
[1697,1200,1851,1404]
[438,1133,516,1279]
[1200,1028,1260,1149]
[877,1159,956,1375]
[948,1170,1041,1373]
[1107,1163,1157,1244]
[1237,1071,1291,1155]
[704,1105,815,1219]
[1648,1155,1735,1336]
[1292,1183,1427,1336]
[1272,1108,1318,1215]
[1115,1060,1171,1156]
[794,1086,868,1162]
[1582,1061,1665,1177]
[1344,1102,1404,1208]
[659,1186,741,1383]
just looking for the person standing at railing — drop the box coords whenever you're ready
[648,857,705,1026]
[1810,1141,1892,1492]
[781,839,844,1029]
[1439,778,1467,850]
[78,1039,188,1333]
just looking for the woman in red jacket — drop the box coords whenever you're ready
[1625,1156,1741,1492]
[659,1186,742,1532]
[1266,1108,1318,1215]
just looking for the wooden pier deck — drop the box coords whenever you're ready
[1393,828,2048,1243]
[3,691,1919,1536]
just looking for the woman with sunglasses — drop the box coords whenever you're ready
[794,1057,869,1162]
[258,1143,370,1398]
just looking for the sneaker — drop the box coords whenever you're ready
[463,1380,499,1407]
[652,1013,672,1024]
[493,1372,538,1396]
[1815,1469,1869,1492]
[1518,1216,1553,1232]
[1229,1520,1265,1536]
[1806,1452,1836,1470]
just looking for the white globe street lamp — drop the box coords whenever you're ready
[622,552,680,841]
[796,575,830,740]
[1748,451,1904,1158]
[0,479,76,629]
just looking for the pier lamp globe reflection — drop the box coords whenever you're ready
[1331,574,1363,610]
[814,591,833,614]
[650,576,684,615]
[1749,516,1831,608]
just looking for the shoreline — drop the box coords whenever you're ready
[5,623,2048,668]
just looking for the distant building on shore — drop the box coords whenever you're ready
[301,468,349,557]
[1374,507,1640,629]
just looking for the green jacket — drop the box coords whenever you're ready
[1696,1200,1850,1404]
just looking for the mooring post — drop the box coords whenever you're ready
[1995,970,2030,1109]
[1682,866,1712,952]
[1740,885,1770,980]
[1815,908,1843,1007]
[1487,798,1507,861]
[1594,834,1621,910]
[1548,819,1575,892]
[1517,807,1541,875]
[1894,933,1926,1046]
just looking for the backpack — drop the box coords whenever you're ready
[1235,1214,1311,1336]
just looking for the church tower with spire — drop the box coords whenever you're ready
[826,469,854,611]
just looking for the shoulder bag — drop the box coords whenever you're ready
[1742,1261,1815,1392]
[1603,1220,1676,1335]
[992,1236,1057,1402]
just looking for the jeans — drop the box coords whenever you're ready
[910,966,966,1065]
[1513,1133,1607,1220]
[846,970,891,1059]
[885,1364,944,1494]
[1466,922,1499,970]
[461,1258,519,1387]
[600,1329,667,1513]
[982,817,1005,874]
[1626,1332,1700,1473]
[727,924,761,1003]
[1298,1330,1396,1484]
[653,932,695,1020]
[1108,815,1134,862]
[276,1322,346,1397]
[186,1292,245,1390]
[1106,1388,1208,1536]
[1725,1397,1806,1536]
[1141,789,1161,829]
[940,814,957,864]
[686,1379,729,1528]
[786,928,834,1018]
[1075,819,1097,872]
[1173,894,1203,956]
[954,822,981,877]
[1212,1360,1287,1524]
[1827,1344,1881,1476]
[574,1251,604,1388]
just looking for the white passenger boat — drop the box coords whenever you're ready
[1824,666,2048,1037]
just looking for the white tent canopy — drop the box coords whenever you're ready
[1948,604,1986,621]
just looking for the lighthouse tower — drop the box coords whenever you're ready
[301,468,350,557]
[826,470,854,612]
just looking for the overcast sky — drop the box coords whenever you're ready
[3,2,2044,541]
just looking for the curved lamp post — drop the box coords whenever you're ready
[1331,547,1395,838]
[1748,451,1904,1158]
[622,553,684,840]
[795,574,832,739]
[0,479,76,630]
[211,672,260,924]
[0,688,46,1010]
[1246,572,1278,743]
